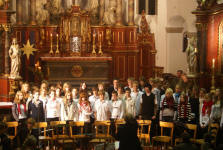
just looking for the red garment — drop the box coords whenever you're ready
[17,104,26,114]
[79,101,91,113]
[202,100,213,116]
[162,96,174,110]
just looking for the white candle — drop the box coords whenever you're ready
[212,58,215,68]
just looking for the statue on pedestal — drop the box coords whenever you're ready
[9,38,21,79]
[104,0,116,25]
[186,36,198,75]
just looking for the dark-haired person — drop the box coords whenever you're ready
[108,78,119,100]
[115,114,142,150]
[13,118,38,149]
[139,83,157,139]
[140,83,157,120]
[27,89,45,122]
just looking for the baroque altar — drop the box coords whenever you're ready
[0,0,160,102]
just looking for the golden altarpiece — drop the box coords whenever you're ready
[0,1,160,102]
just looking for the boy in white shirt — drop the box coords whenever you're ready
[111,91,124,119]
[124,88,136,117]
[98,82,109,100]
[94,91,111,121]
[131,81,143,117]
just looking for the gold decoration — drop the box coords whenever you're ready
[21,39,38,60]
[49,33,54,54]
[106,29,112,46]
[55,34,60,54]
[98,34,103,55]
[71,65,83,77]
[92,33,96,55]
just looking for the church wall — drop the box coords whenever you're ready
[133,0,197,74]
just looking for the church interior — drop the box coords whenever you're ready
[0,0,223,150]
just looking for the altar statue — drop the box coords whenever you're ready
[9,38,21,79]
[87,0,99,24]
[104,0,116,25]
[186,36,197,74]
[36,0,50,25]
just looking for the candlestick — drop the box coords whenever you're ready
[98,34,103,55]
[212,58,215,69]
[55,34,60,54]
[92,33,96,55]
[49,33,53,54]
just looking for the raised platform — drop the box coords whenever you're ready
[40,56,113,87]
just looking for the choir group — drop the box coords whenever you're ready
[11,75,223,140]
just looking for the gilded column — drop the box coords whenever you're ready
[192,10,208,74]
[30,0,36,25]
[128,0,134,25]
[99,0,105,25]
[16,0,22,25]
[116,0,123,26]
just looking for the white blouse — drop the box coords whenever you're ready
[46,99,61,118]
[111,100,124,119]
[61,101,78,121]
[94,100,111,121]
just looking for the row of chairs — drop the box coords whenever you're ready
[5,120,220,149]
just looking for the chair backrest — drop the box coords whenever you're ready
[208,123,219,139]
[6,121,18,137]
[160,121,174,137]
[35,122,48,137]
[137,120,152,136]
[94,121,111,136]
[50,121,67,137]
[69,121,85,137]
[115,119,125,134]
[185,123,197,139]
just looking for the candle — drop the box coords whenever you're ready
[195,48,197,53]
[99,34,102,42]
[212,58,215,68]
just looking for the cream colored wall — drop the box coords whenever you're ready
[133,0,197,74]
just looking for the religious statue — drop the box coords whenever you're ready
[0,0,3,8]
[9,38,21,79]
[104,0,116,25]
[186,36,198,75]
[36,0,50,25]
[86,0,99,24]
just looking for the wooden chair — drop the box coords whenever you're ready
[69,121,86,139]
[175,123,197,145]
[137,120,152,144]
[152,121,174,149]
[191,123,219,146]
[115,119,125,134]
[6,121,18,140]
[90,121,113,144]
[34,122,52,149]
[50,121,73,149]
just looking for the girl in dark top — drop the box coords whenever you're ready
[28,89,45,122]
[189,86,200,124]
